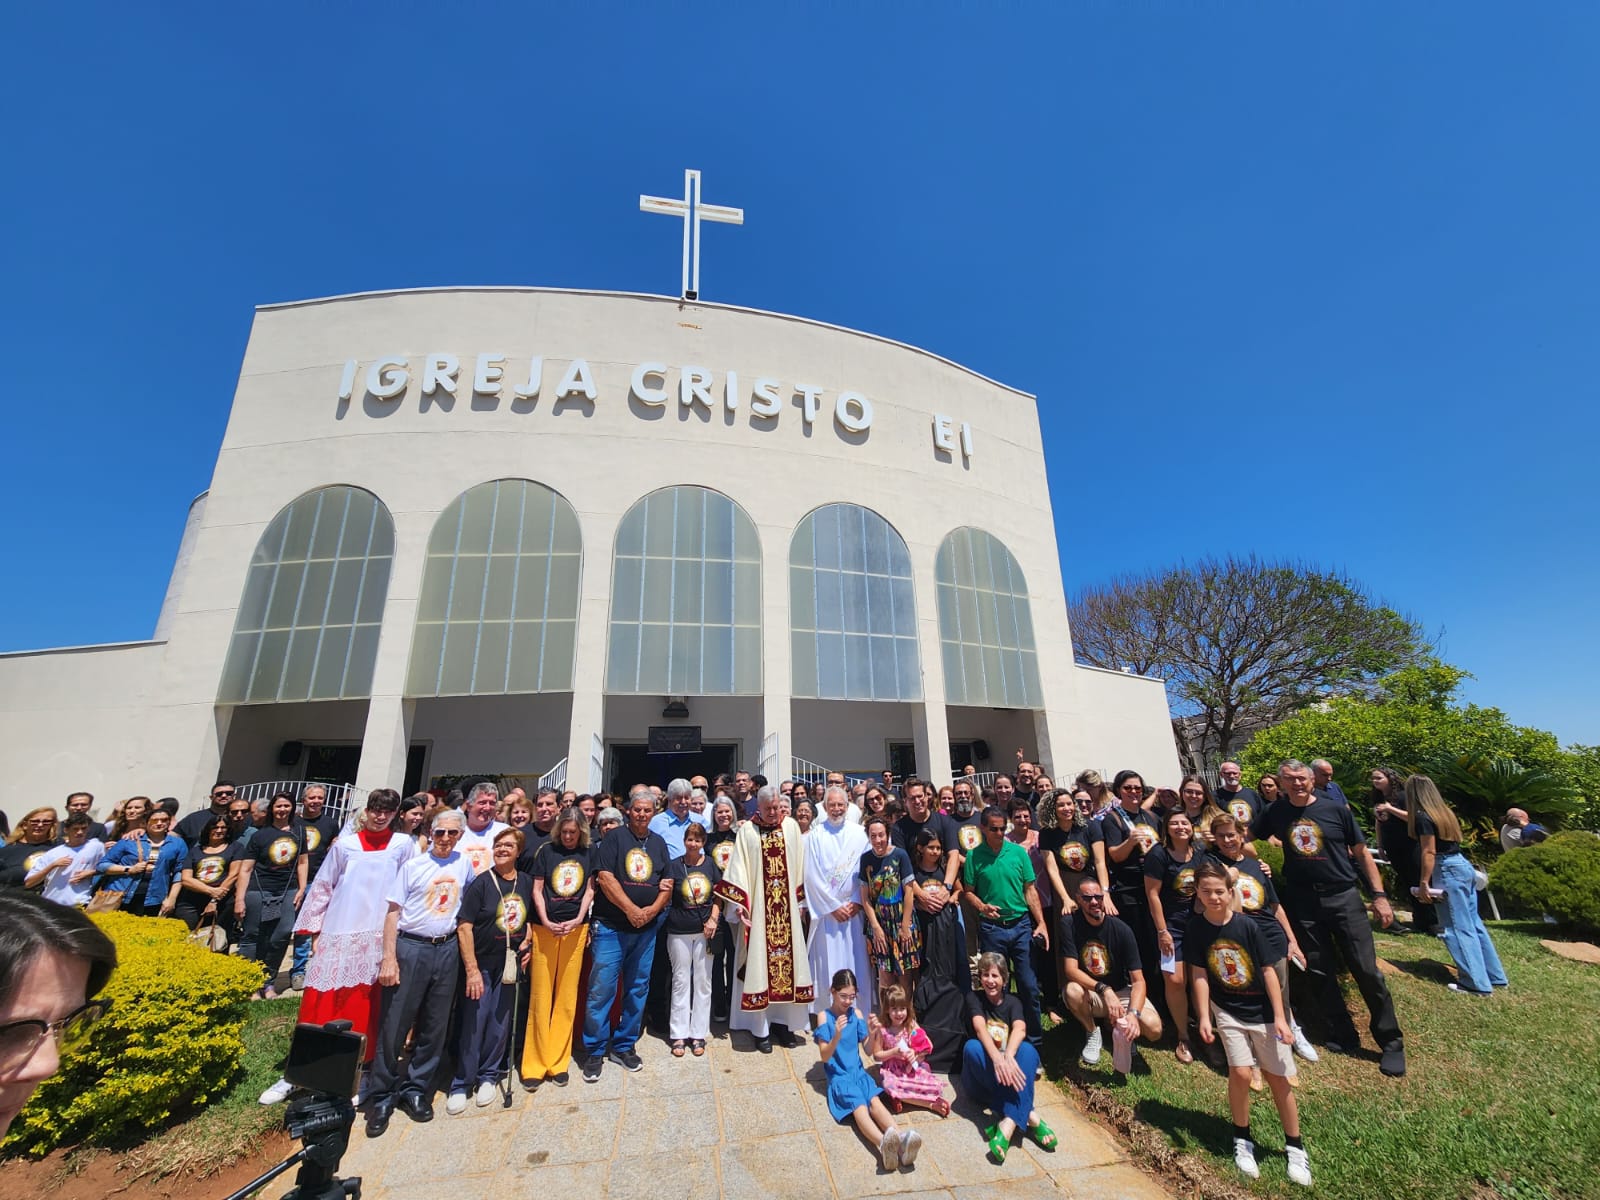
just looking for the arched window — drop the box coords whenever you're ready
[218,486,394,703]
[934,527,1042,708]
[790,504,921,701]
[607,487,761,695]
[407,479,582,696]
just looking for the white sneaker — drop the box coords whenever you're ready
[879,1128,901,1170]
[1233,1137,1260,1180]
[1287,1145,1313,1187]
[1291,1024,1320,1062]
[475,1081,499,1107]
[900,1128,922,1167]
[445,1091,468,1115]
[258,1077,294,1105]
[1080,1025,1104,1065]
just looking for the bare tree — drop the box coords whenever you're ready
[1069,556,1427,762]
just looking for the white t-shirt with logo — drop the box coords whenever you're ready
[387,850,476,938]
[456,820,510,876]
[37,839,106,906]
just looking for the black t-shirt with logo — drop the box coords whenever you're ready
[1094,807,1161,894]
[590,827,669,927]
[1215,787,1263,829]
[246,824,306,894]
[300,811,342,881]
[665,855,723,934]
[952,814,984,857]
[891,811,960,858]
[0,840,60,887]
[705,829,737,875]
[1039,825,1096,895]
[1253,797,1365,893]
[1207,849,1288,960]
[1142,844,1202,930]
[457,868,535,971]
[1058,910,1140,991]
[531,841,591,926]
[1184,911,1274,1025]
[965,988,1026,1049]
[186,842,241,890]
[514,824,556,874]
[1414,810,1461,857]
[176,807,231,851]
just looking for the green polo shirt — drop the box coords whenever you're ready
[961,838,1035,922]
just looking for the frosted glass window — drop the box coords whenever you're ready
[607,487,761,695]
[790,504,921,701]
[934,527,1042,708]
[407,479,582,696]
[219,486,394,703]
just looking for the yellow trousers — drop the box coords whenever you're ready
[523,923,588,1080]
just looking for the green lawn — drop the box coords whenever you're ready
[1045,923,1600,1200]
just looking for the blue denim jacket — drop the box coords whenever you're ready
[100,833,189,908]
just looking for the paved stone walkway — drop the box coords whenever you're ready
[283,1028,1170,1200]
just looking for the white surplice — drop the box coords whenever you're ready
[802,815,872,1013]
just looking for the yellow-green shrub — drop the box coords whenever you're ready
[4,912,263,1155]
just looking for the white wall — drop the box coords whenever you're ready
[1069,666,1183,786]
[412,693,572,785]
[790,699,918,776]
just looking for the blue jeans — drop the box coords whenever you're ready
[979,918,1042,1050]
[582,917,660,1059]
[961,1036,1040,1127]
[1433,853,1508,994]
[291,931,312,977]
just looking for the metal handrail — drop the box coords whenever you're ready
[235,780,367,826]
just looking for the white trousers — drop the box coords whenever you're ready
[667,931,713,1041]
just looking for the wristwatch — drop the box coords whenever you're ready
[1372,891,1389,900]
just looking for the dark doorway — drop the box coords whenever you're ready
[608,742,738,794]
[304,744,427,795]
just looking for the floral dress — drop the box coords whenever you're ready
[880,1023,945,1104]
[859,846,922,974]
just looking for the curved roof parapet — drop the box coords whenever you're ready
[254,286,1035,401]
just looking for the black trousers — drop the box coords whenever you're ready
[1282,886,1403,1051]
[710,923,735,1021]
[1112,885,1161,990]
[369,936,460,1104]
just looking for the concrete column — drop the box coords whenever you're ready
[759,518,793,782]
[565,510,615,791]
[912,698,952,787]
[356,694,415,791]
[187,705,234,801]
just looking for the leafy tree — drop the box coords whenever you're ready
[1240,662,1596,838]
[1069,556,1426,759]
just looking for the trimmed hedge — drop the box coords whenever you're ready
[1253,839,1285,880]
[1489,832,1600,938]
[5,912,263,1155]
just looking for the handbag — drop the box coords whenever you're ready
[88,836,147,914]
[187,907,230,952]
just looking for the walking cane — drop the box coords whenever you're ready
[500,929,522,1109]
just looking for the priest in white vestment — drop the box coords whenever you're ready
[803,784,872,1013]
[714,786,814,1050]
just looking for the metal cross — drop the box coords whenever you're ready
[639,168,744,301]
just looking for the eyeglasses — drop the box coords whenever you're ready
[1079,894,1105,904]
[211,790,236,799]
[432,828,463,838]
[985,824,1007,835]
[0,1001,106,1073]
[1119,784,1143,794]
[835,991,859,1002]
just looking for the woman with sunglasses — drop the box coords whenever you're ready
[0,891,117,1139]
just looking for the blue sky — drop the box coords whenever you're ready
[2,5,1595,745]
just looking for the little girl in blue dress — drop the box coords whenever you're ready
[815,968,923,1171]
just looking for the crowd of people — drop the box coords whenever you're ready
[0,753,1524,1187]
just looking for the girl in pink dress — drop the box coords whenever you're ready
[870,984,950,1116]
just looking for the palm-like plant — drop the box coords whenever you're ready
[1426,755,1580,839]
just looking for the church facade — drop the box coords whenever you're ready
[0,287,1178,820]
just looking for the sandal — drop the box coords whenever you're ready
[690,1039,706,1057]
[1175,1040,1194,1065]
[986,1123,1010,1164]
[261,985,278,1000]
[1029,1119,1058,1152]
[670,1040,686,1058]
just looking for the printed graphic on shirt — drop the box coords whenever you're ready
[496,893,528,934]
[713,842,735,871]
[866,860,905,904]
[985,1017,1009,1048]
[959,825,982,852]
[680,870,713,906]
[196,855,228,885]
[624,847,653,883]
[1082,939,1110,978]
[463,844,494,873]
[24,851,46,874]
[1058,840,1089,872]
[551,861,585,898]
[1173,866,1197,898]
[1228,799,1254,824]
[425,873,462,915]
[1288,820,1324,857]
[1132,824,1158,853]
[267,836,298,866]
[1207,939,1257,990]
[305,827,323,853]
[1235,874,1266,912]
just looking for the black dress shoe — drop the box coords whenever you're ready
[365,1101,393,1138]
[398,1092,434,1123]
[770,1024,798,1049]
[754,1035,773,1054]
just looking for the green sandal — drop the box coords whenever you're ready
[1029,1119,1058,1151]
[986,1123,1011,1164]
